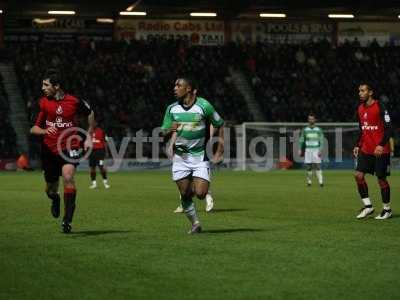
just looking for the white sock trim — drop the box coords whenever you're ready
[361,198,372,207]
[307,171,312,183]
[316,170,323,184]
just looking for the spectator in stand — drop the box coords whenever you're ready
[11,40,250,159]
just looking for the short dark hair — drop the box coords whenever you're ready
[359,83,373,92]
[43,69,63,87]
[308,112,316,118]
[179,76,198,92]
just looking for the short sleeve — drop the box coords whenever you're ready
[78,98,92,116]
[203,101,224,127]
[161,105,174,130]
[33,99,46,127]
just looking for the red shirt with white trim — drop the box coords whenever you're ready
[357,100,391,155]
[34,94,91,155]
[91,127,107,150]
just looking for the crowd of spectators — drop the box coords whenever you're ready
[242,38,400,123]
[8,38,400,159]
[0,75,18,158]
[13,39,250,158]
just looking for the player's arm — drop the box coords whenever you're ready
[298,129,305,156]
[209,124,216,137]
[161,105,179,139]
[31,125,57,135]
[30,100,57,136]
[104,133,110,157]
[85,111,95,150]
[378,103,393,146]
[165,130,178,159]
[77,98,95,150]
[161,122,178,139]
[79,99,95,134]
[318,129,324,156]
[212,124,224,164]
[375,102,393,156]
[87,110,95,135]
[162,125,178,159]
[353,114,362,158]
[161,105,179,158]
[205,102,224,164]
[31,122,57,135]
[389,137,394,157]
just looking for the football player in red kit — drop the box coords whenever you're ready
[89,121,110,189]
[354,84,393,220]
[30,70,95,233]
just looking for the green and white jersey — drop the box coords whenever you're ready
[299,126,324,150]
[161,97,224,157]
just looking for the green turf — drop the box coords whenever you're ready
[1,170,400,300]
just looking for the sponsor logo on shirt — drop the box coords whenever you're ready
[46,119,73,128]
[56,105,63,115]
[361,122,378,130]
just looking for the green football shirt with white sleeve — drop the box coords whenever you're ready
[299,126,324,150]
[161,97,224,158]
[299,125,325,186]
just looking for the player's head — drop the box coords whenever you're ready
[42,69,63,97]
[174,76,198,100]
[358,83,373,103]
[308,113,316,126]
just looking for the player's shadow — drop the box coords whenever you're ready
[362,214,400,220]
[389,214,400,219]
[70,230,132,237]
[201,228,263,234]
[209,208,248,213]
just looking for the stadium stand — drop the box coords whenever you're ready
[12,40,250,157]
[7,38,400,158]
[242,39,400,122]
[0,74,18,158]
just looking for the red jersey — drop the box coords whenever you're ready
[34,94,92,155]
[92,127,107,150]
[357,100,391,155]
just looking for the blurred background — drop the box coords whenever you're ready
[0,0,399,169]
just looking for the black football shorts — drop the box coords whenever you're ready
[356,152,390,178]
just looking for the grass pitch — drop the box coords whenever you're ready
[1,170,400,300]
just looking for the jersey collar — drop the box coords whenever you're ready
[179,97,197,111]
[364,99,376,107]
[47,92,66,101]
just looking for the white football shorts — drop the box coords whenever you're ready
[172,153,210,182]
[304,148,322,164]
